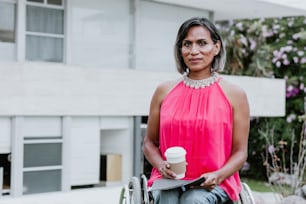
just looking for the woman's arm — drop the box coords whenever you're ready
[143,84,164,169]
[143,82,177,179]
[202,80,250,189]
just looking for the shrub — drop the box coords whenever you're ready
[216,16,306,183]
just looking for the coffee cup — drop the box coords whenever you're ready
[165,146,186,179]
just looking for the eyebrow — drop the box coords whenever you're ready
[183,37,209,41]
[182,39,208,43]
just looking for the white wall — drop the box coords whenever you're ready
[0,62,285,117]
[70,117,100,186]
[66,0,130,68]
[136,1,210,71]
[223,75,286,117]
[0,43,15,61]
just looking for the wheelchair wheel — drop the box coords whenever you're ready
[239,183,256,204]
[119,185,130,204]
[128,176,142,204]
[141,174,150,204]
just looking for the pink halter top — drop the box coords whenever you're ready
[148,77,242,201]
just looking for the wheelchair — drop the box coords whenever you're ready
[119,174,256,204]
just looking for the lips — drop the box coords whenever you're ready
[189,58,202,63]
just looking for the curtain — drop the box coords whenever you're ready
[26,5,64,62]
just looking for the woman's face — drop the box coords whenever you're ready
[181,26,220,75]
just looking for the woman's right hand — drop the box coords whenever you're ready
[158,161,177,179]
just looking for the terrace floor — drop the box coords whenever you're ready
[0,186,122,204]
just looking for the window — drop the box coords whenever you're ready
[0,1,16,60]
[23,141,62,194]
[0,1,15,43]
[27,0,62,5]
[25,0,64,62]
[28,0,43,3]
[22,117,63,195]
[24,143,62,168]
[23,170,61,194]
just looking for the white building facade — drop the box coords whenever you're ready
[0,0,293,198]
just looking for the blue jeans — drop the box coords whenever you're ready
[152,186,231,204]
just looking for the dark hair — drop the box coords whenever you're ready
[174,17,226,74]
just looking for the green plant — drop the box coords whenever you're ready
[259,98,305,196]
[216,16,306,184]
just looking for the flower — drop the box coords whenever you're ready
[272,50,283,63]
[286,113,297,123]
[262,29,274,37]
[241,162,250,171]
[293,57,299,63]
[293,33,300,40]
[283,59,290,65]
[250,39,257,50]
[239,35,248,46]
[280,46,292,52]
[273,24,280,33]
[268,145,275,154]
[286,85,300,98]
[297,50,305,56]
[235,22,243,31]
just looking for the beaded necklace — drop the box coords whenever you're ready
[183,72,219,89]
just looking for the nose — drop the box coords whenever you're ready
[190,44,200,54]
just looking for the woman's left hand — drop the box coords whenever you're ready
[200,172,221,191]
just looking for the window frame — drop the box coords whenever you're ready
[21,116,64,195]
[25,0,65,63]
[0,0,17,61]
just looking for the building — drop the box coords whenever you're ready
[0,0,303,198]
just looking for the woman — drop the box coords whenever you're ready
[143,17,250,204]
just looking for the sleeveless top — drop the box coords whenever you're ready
[147,77,242,201]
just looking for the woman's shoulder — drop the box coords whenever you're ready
[219,77,246,94]
[218,77,248,105]
[154,78,182,101]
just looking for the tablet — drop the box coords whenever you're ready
[149,177,205,191]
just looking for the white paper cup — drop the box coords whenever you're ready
[165,146,187,179]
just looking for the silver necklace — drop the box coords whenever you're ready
[183,72,219,89]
